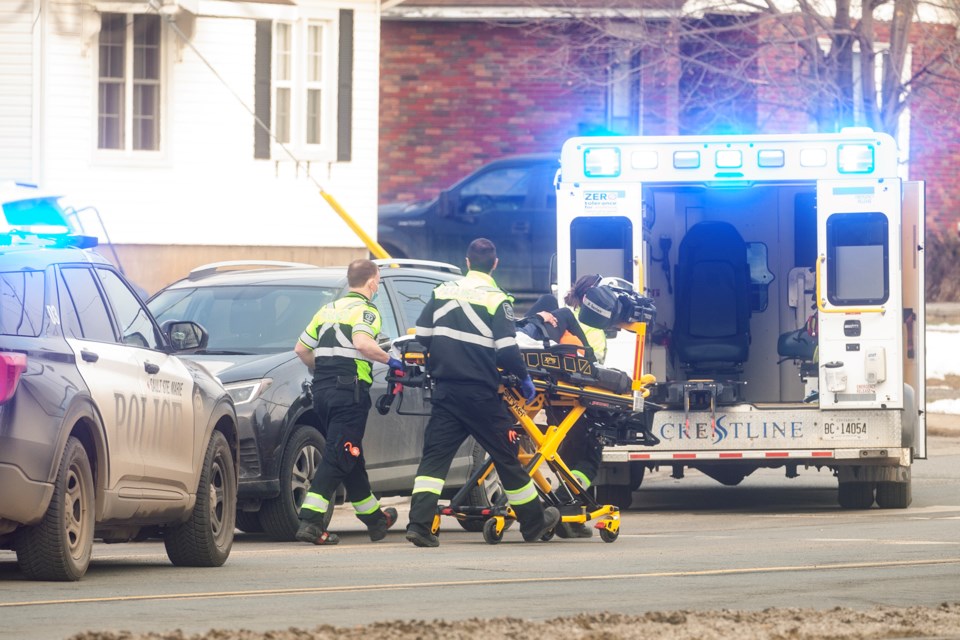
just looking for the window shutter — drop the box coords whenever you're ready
[254,20,272,159]
[337,9,353,162]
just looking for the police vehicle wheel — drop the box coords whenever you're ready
[837,481,875,509]
[460,441,505,532]
[164,430,236,567]
[16,436,95,581]
[235,510,264,533]
[260,426,329,540]
[594,484,633,510]
[876,479,912,509]
[482,517,503,544]
[599,526,619,543]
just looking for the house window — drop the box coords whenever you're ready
[272,19,334,156]
[98,13,162,151]
[607,49,640,135]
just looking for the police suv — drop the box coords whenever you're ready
[0,219,239,580]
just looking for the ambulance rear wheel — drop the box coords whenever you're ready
[482,518,503,544]
[599,526,619,543]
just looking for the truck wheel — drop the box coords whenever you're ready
[595,484,633,510]
[876,480,912,509]
[16,436,95,581]
[164,430,236,567]
[460,441,504,532]
[629,462,646,491]
[235,510,263,533]
[837,481,875,509]
[260,426,329,540]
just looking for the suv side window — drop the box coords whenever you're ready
[0,270,45,337]
[59,267,116,342]
[458,167,534,215]
[390,278,441,330]
[95,267,162,349]
[371,290,399,340]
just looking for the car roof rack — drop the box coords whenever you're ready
[373,258,462,274]
[188,260,320,280]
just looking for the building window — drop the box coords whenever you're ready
[98,13,162,151]
[273,19,334,156]
[607,49,640,135]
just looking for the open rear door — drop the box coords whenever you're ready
[902,181,926,458]
[816,178,904,410]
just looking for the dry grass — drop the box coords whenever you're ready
[926,232,960,302]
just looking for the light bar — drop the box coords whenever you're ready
[583,148,621,177]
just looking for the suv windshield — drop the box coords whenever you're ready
[149,285,338,354]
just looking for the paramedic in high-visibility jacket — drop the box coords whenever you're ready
[405,238,561,547]
[293,259,403,545]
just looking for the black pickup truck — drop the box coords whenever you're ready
[377,154,559,300]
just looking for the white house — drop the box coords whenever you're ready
[0,0,381,294]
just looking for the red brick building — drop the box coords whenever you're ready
[379,1,960,234]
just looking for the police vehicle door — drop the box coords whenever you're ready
[94,267,197,500]
[815,178,903,411]
[59,264,147,510]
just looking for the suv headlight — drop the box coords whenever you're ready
[223,378,273,405]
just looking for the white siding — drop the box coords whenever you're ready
[0,0,36,180]
[35,0,380,250]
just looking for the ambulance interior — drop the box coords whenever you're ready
[592,183,823,405]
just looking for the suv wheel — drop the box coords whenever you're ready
[260,426,329,540]
[16,436,95,581]
[164,430,236,567]
[235,509,264,533]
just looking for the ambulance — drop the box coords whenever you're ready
[555,130,925,509]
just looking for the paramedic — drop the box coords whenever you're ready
[405,238,561,547]
[293,259,402,545]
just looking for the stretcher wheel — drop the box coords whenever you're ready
[599,526,619,543]
[482,518,504,544]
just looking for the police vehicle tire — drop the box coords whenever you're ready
[16,436,95,581]
[594,484,633,510]
[460,441,506,532]
[260,426,330,540]
[235,510,264,533]
[876,479,912,509]
[164,430,236,567]
[837,481,875,509]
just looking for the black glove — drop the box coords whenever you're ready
[520,376,537,403]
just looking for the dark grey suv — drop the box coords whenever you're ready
[147,259,491,540]
[0,232,239,581]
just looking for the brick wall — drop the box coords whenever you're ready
[380,18,960,234]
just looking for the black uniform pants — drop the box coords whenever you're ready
[546,406,603,487]
[300,382,384,528]
[407,382,547,539]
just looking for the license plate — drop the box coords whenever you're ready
[822,420,868,440]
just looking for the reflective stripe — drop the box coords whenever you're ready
[430,326,496,348]
[494,336,518,350]
[301,492,330,514]
[505,480,538,506]
[313,346,362,359]
[572,470,592,490]
[416,325,434,337]
[299,330,319,349]
[457,299,494,338]
[412,475,445,495]
[352,494,381,515]
[433,300,460,323]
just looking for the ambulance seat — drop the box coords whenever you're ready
[673,221,751,373]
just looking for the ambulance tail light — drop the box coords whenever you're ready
[0,352,27,404]
[838,144,875,174]
[584,147,621,177]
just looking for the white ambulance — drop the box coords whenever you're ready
[555,130,925,509]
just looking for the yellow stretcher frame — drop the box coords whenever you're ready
[433,373,653,544]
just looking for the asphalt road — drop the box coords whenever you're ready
[2,435,958,640]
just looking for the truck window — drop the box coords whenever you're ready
[826,212,889,306]
[459,167,533,214]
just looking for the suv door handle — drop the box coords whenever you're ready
[80,349,99,363]
[144,362,160,374]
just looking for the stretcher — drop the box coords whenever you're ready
[379,340,660,544]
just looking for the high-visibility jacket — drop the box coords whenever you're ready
[575,307,608,364]
[415,270,528,391]
[298,292,382,384]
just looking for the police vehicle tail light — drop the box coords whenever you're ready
[0,352,27,404]
[223,378,273,405]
